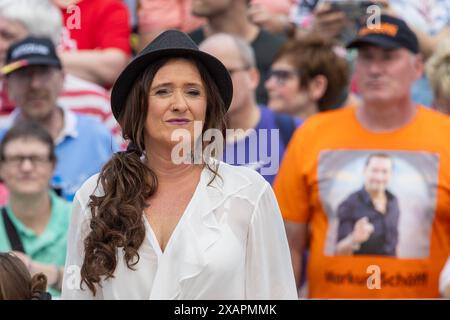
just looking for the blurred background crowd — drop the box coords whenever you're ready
[0,0,449,300]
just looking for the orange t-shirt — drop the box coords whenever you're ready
[274,105,450,298]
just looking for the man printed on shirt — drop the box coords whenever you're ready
[335,153,400,257]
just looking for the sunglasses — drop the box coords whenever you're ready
[266,69,298,85]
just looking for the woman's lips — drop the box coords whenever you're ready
[166,119,191,125]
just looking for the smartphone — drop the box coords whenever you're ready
[330,1,383,19]
[329,1,385,44]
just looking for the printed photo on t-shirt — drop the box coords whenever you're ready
[318,150,438,259]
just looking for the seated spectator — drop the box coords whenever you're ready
[0,122,71,297]
[0,252,50,300]
[0,0,124,148]
[200,33,301,185]
[0,36,118,200]
[426,40,450,115]
[137,0,205,51]
[265,33,354,120]
[52,0,131,88]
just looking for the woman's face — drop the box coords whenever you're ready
[265,58,312,115]
[0,137,54,196]
[145,58,208,152]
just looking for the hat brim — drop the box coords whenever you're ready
[346,35,403,51]
[1,57,61,75]
[111,48,233,121]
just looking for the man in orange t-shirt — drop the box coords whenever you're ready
[274,14,450,298]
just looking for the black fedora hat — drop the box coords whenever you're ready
[111,30,233,121]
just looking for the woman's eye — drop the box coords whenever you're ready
[155,89,169,95]
[187,89,200,96]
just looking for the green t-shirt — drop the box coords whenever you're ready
[0,190,72,297]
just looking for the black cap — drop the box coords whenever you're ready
[111,30,233,121]
[1,36,62,75]
[346,14,419,54]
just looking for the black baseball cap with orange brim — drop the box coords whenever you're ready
[346,14,419,54]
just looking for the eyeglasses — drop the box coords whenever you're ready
[226,66,250,76]
[2,155,52,167]
[266,69,298,85]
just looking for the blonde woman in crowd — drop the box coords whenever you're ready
[265,33,353,120]
[426,39,450,115]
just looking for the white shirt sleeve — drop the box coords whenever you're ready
[61,191,103,300]
[245,183,298,299]
[439,256,450,297]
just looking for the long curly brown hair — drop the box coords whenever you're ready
[80,56,227,295]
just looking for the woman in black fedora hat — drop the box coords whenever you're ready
[61,30,296,300]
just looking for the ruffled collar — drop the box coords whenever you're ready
[148,161,252,299]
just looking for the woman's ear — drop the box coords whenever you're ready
[307,74,328,102]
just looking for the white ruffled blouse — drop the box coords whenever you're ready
[61,161,297,300]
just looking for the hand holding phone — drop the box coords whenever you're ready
[327,1,386,44]
[311,1,348,40]
[330,1,386,21]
